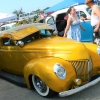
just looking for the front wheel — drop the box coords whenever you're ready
[32,75,55,98]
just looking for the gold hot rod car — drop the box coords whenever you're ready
[0,23,100,98]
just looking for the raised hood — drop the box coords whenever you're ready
[22,36,90,60]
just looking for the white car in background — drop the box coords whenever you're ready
[44,4,91,33]
[19,13,37,20]
[0,23,16,31]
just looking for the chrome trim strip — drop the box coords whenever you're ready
[59,77,100,97]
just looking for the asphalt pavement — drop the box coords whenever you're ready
[0,78,100,100]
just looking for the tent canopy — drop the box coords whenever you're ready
[0,13,17,23]
[44,0,85,14]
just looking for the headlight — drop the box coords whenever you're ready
[54,63,66,79]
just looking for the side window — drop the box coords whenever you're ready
[20,32,40,44]
[76,11,87,18]
[47,18,55,25]
[80,11,87,18]
[2,38,15,46]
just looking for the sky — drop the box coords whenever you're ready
[0,0,63,14]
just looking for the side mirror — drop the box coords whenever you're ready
[16,41,24,47]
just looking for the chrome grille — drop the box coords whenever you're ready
[69,60,92,82]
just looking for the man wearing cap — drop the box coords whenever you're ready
[85,0,100,43]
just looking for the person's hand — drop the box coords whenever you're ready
[80,16,87,20]
[94,27,99,32]
[63,35,65,37]
[63,34,67,37]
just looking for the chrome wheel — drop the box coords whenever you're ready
[32,75,55,97]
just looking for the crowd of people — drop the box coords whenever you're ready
[63,0,100,45]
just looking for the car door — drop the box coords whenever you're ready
[0,37,28,75]
[76,11,93,42]
[44,15,57,32]
[45,13,67,34]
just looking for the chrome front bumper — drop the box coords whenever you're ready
[59,77,100,97]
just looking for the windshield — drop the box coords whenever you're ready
[40,30,53,36]
[86,8,92,15]
[6,26,11,30]
[17,30,53,45]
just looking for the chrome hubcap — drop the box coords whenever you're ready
[35,77,47,93]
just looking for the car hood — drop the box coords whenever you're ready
[22,36,90,60]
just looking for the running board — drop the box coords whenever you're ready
[0,71,26,87]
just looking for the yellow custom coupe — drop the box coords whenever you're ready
[0,23,100,98]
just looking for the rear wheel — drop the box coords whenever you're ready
[32,75,55,97]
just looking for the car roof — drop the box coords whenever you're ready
[51,4,88,17]
[1,23,16,27]
[0,23,53,40]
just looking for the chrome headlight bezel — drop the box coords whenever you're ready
[54,63,66,79]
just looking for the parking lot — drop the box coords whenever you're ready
[0,78,100,100]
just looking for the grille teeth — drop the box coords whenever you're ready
[69,60,92,82]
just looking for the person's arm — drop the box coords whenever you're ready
[63,17,72,37]
[94,18,100,32]
[86,17,91,20]
[80,16,91,20]
[77,16,85,31]
[94,5,100,32]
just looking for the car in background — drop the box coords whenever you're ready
[19,13,37,20]
[45,4,91,26]
[0,23,16,31]
[44,4,93,42]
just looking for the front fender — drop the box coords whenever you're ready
[24,57,76,92]
[83,43,100,76]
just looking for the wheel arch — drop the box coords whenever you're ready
[23,57,76,92]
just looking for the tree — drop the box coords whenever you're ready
[12,10,24,17]
[12,7,50,17]
[42,7,50,13]
[12,10,19,17]
[43,7,50,11]
[35,9,42,14]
